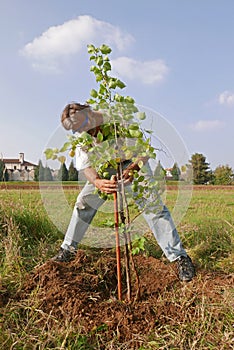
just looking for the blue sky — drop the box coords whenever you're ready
[1,0,234,170]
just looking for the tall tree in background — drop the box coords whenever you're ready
[34,160,45,181]
[214,165,234,185]
[171,162,181,181]
[189,153,211,184]
[58,163,68,181]
[44,166,53,181]
[154,160,165,179]
[0,160,8,181]
[68,160,78,181]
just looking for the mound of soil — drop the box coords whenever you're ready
[19,250,233,345]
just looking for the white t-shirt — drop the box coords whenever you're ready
[75,146,90,171]
[73,129,139,171]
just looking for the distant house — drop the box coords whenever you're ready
[3,152,37,181]
[165,168,173,180]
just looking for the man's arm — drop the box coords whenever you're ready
[122,156,148,184]
[84,167,117,194]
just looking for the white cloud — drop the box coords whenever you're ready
[218,90,234,106]
[111,56,169,85]
[20,15,134,72]
[190,119,225,132]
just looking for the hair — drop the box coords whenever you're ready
[61,102,90,130]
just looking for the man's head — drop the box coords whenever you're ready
[61,103,91,132]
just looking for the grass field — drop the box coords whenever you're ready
[0,183,233,349]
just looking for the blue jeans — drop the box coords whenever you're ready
[61,163,187,262]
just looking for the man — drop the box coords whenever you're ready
[53,102,195,282]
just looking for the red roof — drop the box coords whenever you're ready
[3,158,37,166]
[3,159,20,163]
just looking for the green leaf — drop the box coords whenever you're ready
[136,112,146,120]
[116,79,126,89]
[103,61,111,72]
[102,171,109,178]
[90,89,98,98]
[100,44,112,54]
[123,114,133,121]
[87,44,96,54]
[86,98,96,104]
[129,129,143,138]
[59,142,71,152]
[114,93,124,102]
[138,160,144,169]
[96,74,103,82]
[97,131,103,142]
[96,56,103,66]
[125,96,135,104]
[90,65,100,73]
[44,148,54,160]
[99,84,107,95]
[108,79,117,89]
[138,175,145,182]
[129,123,139,130]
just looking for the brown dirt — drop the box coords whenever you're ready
[17,249,234,346]
[1,183,234,190]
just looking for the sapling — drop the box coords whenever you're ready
[45,44,158,302]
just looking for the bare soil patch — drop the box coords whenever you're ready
[16,249,234,345]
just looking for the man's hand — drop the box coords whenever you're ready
[122,164,139,185]
[94,178,117,194]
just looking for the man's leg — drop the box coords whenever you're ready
[141,203,195,281]
[52,182,105,261]
[132,163,195,281]
[142,204,186,262]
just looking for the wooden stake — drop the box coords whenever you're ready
[113,189,122,300]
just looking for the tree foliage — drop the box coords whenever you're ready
[58,163,68,181]
[68,160,78,181]
[34,160,44,181]
[0,160,8,181]
[34,160,53,181]
[213,165,234,185]
[44,166,53,181]
[189,153,211,184]
[44,43,157,204]
[171,162,181,181]
[154,161,165,179]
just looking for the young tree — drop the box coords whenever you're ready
[214,165,234,185]
[58,163,68,181]
[68,160,78,181]
[171,162,181,181]
[189,153,211,184]
[45,44,158,301]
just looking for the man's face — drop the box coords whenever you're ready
[70,108,93,133]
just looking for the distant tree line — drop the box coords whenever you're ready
[0,154,233,185]
[188,153,234,185]
[153,153,234,185]
[34,160,78,181]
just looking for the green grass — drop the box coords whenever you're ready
[0,184,233,349]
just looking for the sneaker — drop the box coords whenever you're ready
[177,255,195,282]
[51,247,76,262]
